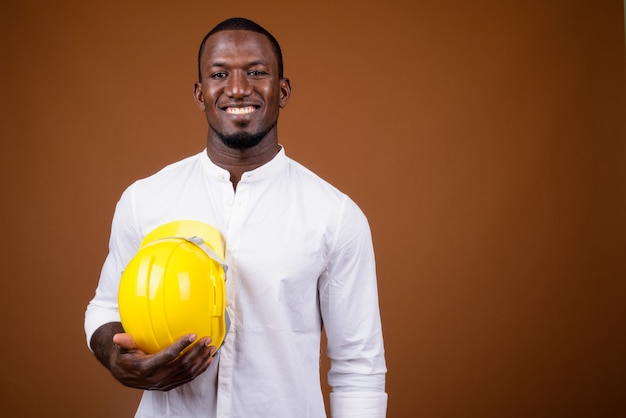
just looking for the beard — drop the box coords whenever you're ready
[210,120,277,150]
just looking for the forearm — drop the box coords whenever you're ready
[90,322,124,370]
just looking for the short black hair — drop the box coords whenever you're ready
[197,17,284,81]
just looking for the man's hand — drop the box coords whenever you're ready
[91,322,216,391]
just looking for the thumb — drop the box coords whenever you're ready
[112,333,137,351]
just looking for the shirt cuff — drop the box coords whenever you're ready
[84,304,121,351]
[330,391,388,418]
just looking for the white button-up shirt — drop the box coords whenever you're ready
[85,147,387,417]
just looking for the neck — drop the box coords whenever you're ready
[206,134,280,190]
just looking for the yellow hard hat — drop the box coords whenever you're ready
[118,220,228,354]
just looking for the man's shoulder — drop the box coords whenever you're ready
[284,155,364,213]
[285,156,341,193]
[148,150,205,177]
[131,150,205,188]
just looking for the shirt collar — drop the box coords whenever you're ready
[200,145,288,183]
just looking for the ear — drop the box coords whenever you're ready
[193,82,206,111]
[279,78,291,108]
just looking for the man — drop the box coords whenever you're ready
[85,17,387,417]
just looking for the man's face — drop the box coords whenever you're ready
[194,30,290,149]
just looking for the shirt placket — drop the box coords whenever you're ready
[216,178,249,417]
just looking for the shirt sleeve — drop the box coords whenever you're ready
[84,185,142,350]
[330,392,388,418]
[319,196,388,417]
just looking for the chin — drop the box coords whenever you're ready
[211,121,276,150]
[220,132,265,150]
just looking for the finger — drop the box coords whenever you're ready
[172,342,216,384]
[155,334,197,363]
[175,336,212,365]
[195,346,217,376]
[113,333,137,351]
[156,340,217,391]
[196,337,213,350]
[193,337,215,360]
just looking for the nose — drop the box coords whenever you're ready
[225,71,252,98]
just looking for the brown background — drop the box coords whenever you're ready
[1,0,625,417]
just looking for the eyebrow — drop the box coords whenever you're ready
[207,59,269,68]
[247,60,268,67]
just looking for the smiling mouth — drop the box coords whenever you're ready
[225,106,257,115]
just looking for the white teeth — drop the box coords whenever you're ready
[226,106,255,115]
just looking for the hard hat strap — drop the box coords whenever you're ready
[163,235,229,278]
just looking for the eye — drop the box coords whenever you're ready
[210,72,228,79]
[248,70,267,77]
